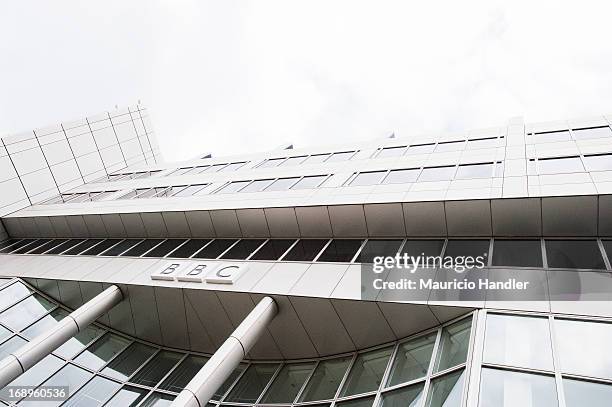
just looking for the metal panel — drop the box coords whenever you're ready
[210,210,242,237]
[103,282,137,336]
[100,214,127,237]
[542,195,598,236]
[377,302,439,339]
[126,284,163,344]
[403,201,447,236]
[363,203,406,237]
[445,199,492,236]
[154,286,190,349]
[599,195,612,237]
[119,213,146,237]
[57,279,84,310]
[50,216,72,237]
[19,217,39,236]
[66,215,89,237]
[236,208,270,237]
[141,212,168,238]
[295,206,333,237]
[182,289,216,353]
[331,299,396,348]
[79,281,111,325]
[290,263,351,298]
[184,210,216,238]
[34,217,56,237]
[2,217,24,237]
[328,204,368,237]
[183,288,234,348]
[82,214,107,237]
[252,263,309,295]
[264,207,300,237]
[162,211,191,238]
[491,197,542,236]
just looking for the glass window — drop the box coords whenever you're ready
[292,175,328,189]
[280,156,307,166]
[455,163,494,179]
[220,239,265,260]
[201,163,228,172]
[382,168,419,184]
[103,385,148,407]
[545,240,605,269]
[213,364,247,400]
[467,137,501,149]
[63,376,121,407]
[28,239,69,254]
[90,190,117,201]
[225,363,279,403]
[435,141,465,152]
[0,336,27,359]
[398,240,445,266]
[45,239,85,254]
[304,154,330,164]
[336,396,375,407]
[492,240,542,268]
[22,308,69,338]
[572,126,612,140]
[159,355,209,393]
[55,325,105,359]
[143,239,187,258]
[192,239,237,259]
[82,239,122,256]
[102,342,157,380]
[259,158,286,168]
[101,239,141,256]
[533,130,571,143]
[444,240,489,261]
[265,177,300,191]
[0,238,24,251]
[564,378,612,407]
[240,179,274,193]
[167,239,211,258]
[478,368,557,407]
[555,319,612,379]
[380,384,423,407]
[0,355,63,398]
[216,181,250,194]
[19,364,92,407]
[407,143,435,155]
[350,171,386,186]
[134,188,158,199]
[434,318,471,373]
[377,146,406,158]
[538,156,584,175]
[0,294,55,331]
[327,151,355,162]
[250,239,296,260]
[317,239,364,262]
[356,240,403,264]
[73,333,130,370]
[0,282,32,310]
[426,369,465,407]
[418,166,456,181]
[340,347,393,396]
[387,332,436,386]
[0,326,10,343]
[484,314,553,370]
[299,356,352,402]
[0,239,35,253]
[171,184,208,197]
[140,393,175,406]
[12,239,50,254]
[63,239,103,255]
[283,239,328,261]
[584,153,612,171]
[121,239,163,257]
[130,351,183,387]
[219,162,246,172]
[260,362,316,404]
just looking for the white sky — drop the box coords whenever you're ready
[1,1,612,162]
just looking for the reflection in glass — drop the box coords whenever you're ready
[299,356,352,401]
[538,156,584,175]
[381,383,423,407]
[212,364,246,400]
[73,333,130,370]
[564,378,612,407]
[130,351,183,387]
[140,392,175,406]
[351,171,386,186]
[336,396,375,407]
[484,314,553,370]
[479,368,557,407]
[225,363,279,403]
[0,336,27,359]
[434,318,471,373]
[418,166,456,182]
[0,355,63,401]
[54,324,105,359]
[261,362,316,403]
[19,364,92,407]
[104,386,148,407]
[340,347,393,396]
[63,376,121,407]
[0,282,31,310]
[265,177,300,191]
[292,175,328,189]
[0,294,55,330]
[555,319,612,379]
[387,333,436,386]
[545,240,605,269]
[492,240,542,268]
[382,168,420,184]
[159,355,209,393]
[455,163,494,179]
[426,369,465,407]
[102,342,157,381]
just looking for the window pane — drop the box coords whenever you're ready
[399,240,445,264]
[82,239,122,256]
[19,364,92,407]
[533,130,571,143]
[168,239,211,258]
[545,240,605,269]
[340,347,393,396]
[0,355,63,399]
[121,239,163,257]
[0,282,32,310]
[435,141,465,152]
[225,363,279,403]
[444,240,489,261]
[584,154,612,171]
[317,239,364,262]
[172,184,208,197]
[350,171,386,186]
[407,143,435,154]
[299,356,352,402]
[159,355,209,393]
[572,126,612,140]
[266,177,300,191]
[538,156,584,175]
[0,326,9,343]
[102,342,157,381]
[27,239,69,255]
[250,239,295,260]
[283,239,328,261]
[418,166,456,181]
[356,240,403,263]
[382,169,419,184]
[555,319,612,379]
[455,163,494,179]
[467,138,500,149]
[192,239,237,258]
[292,175,327,189]
[12,239,50,254]
[327,151,355,162]
[220,239,265,260]
[219,162,246,171]
[280,156,307,166]
[0,294,55,331]
[380,383,423,407]
[216,181,250,193]
[44,239,85,255]
[259,158,285,168]
[479,368,557,407]
[240,179,274,192]
[434,318,471,372]
[0,336,27,359]
[130,351,183,387]
[104,386,148,407]
[303,154,330,164]
[261,362,316,404]
[337,397,375,407]
[426,369,465,407]
[22,308,69,338]
[377,146,406,158]
[0,238,34,253]
[212,364,247,400]
[387,332,436,386]
[143,239,187,258]
[55,325,105,359]
[63,239,104,255]
[564,378,612,407]
[63,376,121,407]
[73,333,131,370]
[484,314,553,370]
[492,240,542,268]
[101,239,141,256]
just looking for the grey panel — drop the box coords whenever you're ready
[104,282,137,336]
[364,203,406,237]
[79,281,111,325]
[36,279,61,303]
[377,302,439,339]
[295,206,333,237]
[252,263,309,295]
[34,217,56,237]
[491,198,542,236]
[162,212,191,238]
[236,208,270,237]
[2,218,24,237]
[83,215,107,237]
[290,264,350,298]
[183,288,234,348]
[542,195,597,236]
[50,216,72,237]
[328,205,368,237]
[599,195,612,237]
[182,290,216,353]
[141,212,168,238]
[331,299,396,348]
[403,201,447,236]
[289,297,355,356]
[264,207,300,237]
[126,284,163,344]
[100,214,127,238]
[57,280,84,310]
[210,210,242,237]
[428,304,474,324]
[445,200,492,237]
[120,213,146,237]
[154,286,190,349]
[184,210,216,238]
[19,217,40,236]
[66,215,89,237]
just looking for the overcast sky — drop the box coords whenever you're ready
[1,1,612,162]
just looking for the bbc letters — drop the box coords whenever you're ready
[150,260,247,284]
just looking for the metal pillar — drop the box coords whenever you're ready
[0,285,123,388]
[172,296,278,407]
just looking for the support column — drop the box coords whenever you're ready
[172,296,278,407]
[0,285,123,388]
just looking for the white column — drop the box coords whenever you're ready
[0,285,123,388]
[172,296,278,407]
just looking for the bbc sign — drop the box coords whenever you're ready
[150,261,247,284]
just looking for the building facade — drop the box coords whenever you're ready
[0,108,611,406]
